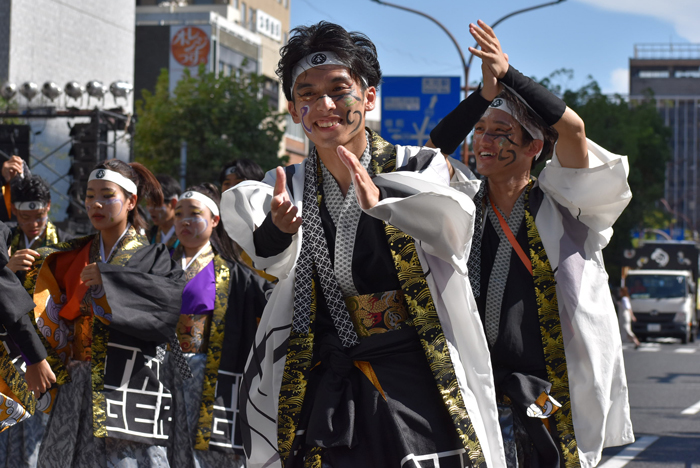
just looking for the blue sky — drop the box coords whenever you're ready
[289,0,700,97]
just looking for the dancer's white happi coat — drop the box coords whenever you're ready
[450,138,635,468]
[221,145,507,468]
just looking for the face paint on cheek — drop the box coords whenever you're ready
[343,95,356,107]
[301,106,313,133]
[345,110,363,134]
[179,217,208,239]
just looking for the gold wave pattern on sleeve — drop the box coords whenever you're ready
[277,276,318,465]
[44,221,59,246]
[194,255,231,450]
[9,228,21,255]
[369,129,486,467]
[525,186,580,467]
[384,223,486,468]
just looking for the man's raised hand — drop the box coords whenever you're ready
[337,146,380,210]
[270,166,302,234]
[468,20,509,80]
[1,155,23,182]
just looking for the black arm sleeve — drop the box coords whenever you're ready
[429,88,492,155]
[99,243,186,344]
[5,313,46,364]
[253,212,293,258]
[499,65,566,127]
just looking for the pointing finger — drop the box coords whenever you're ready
[273,166,287,198]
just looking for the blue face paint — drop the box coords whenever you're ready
[301,106,313,133]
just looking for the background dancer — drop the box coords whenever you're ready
[430,20,634,468]
[0,219,56,468]
[24,159,188,467]
[148,174,182,253]
[172,183,270,467]
[7,175,69,278]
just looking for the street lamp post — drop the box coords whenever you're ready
[371,0,566,161]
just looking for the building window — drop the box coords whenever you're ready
[676,70,700,79]
[241,2,246,25]
[285,113,306,141]
[638,70,670,79]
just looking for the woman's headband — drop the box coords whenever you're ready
[488,97,545,160]
[88,169,138,194]
[178,191,220,217]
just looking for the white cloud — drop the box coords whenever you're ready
[607,68,629,95]
[575,0,700,42]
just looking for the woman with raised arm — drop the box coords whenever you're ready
[429,20,634,468]
[23,159,188,467]
[171,183,270,467]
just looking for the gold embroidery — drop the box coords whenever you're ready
[344,290,409,337]
[177,315,211,353]
[525,186,580,467]
[194,255,231,450]
[277,276,317,464]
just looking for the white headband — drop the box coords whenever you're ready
[178,191,220,217]
[291,51,367,92]
[224,166,239,176]
[88,169,138,194]
[14,201,47,211]
[488,98,545,160]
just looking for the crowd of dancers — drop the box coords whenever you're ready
[0,19,633,468]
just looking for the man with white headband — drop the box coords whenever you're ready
[7,175,69,276]
[221,20,505,468]
[429,20,634,467]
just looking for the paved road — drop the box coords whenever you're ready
[598,338,700,467]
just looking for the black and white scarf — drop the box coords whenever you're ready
[291,149,360,348]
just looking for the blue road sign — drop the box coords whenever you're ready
[381,76,460,147]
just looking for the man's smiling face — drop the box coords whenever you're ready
[288,65,376,153]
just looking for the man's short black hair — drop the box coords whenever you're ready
[156,174,182,200]
[219,159,265,184]
[11,175,51,204]
[278,21,382,101]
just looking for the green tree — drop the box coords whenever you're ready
[134,67,286,186]
[540,71,672,283]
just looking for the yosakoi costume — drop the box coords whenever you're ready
[431,66,635,467]
[172,242,270,467]
[0,221,42,429]
[9,220,67,255]
[0,221,45,467]
[221,130,507,468]
[23,226,190,467]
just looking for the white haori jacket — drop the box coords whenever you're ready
[451,138,635,468]
[220,145,507,468]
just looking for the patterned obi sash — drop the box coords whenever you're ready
[344,290,410,338]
